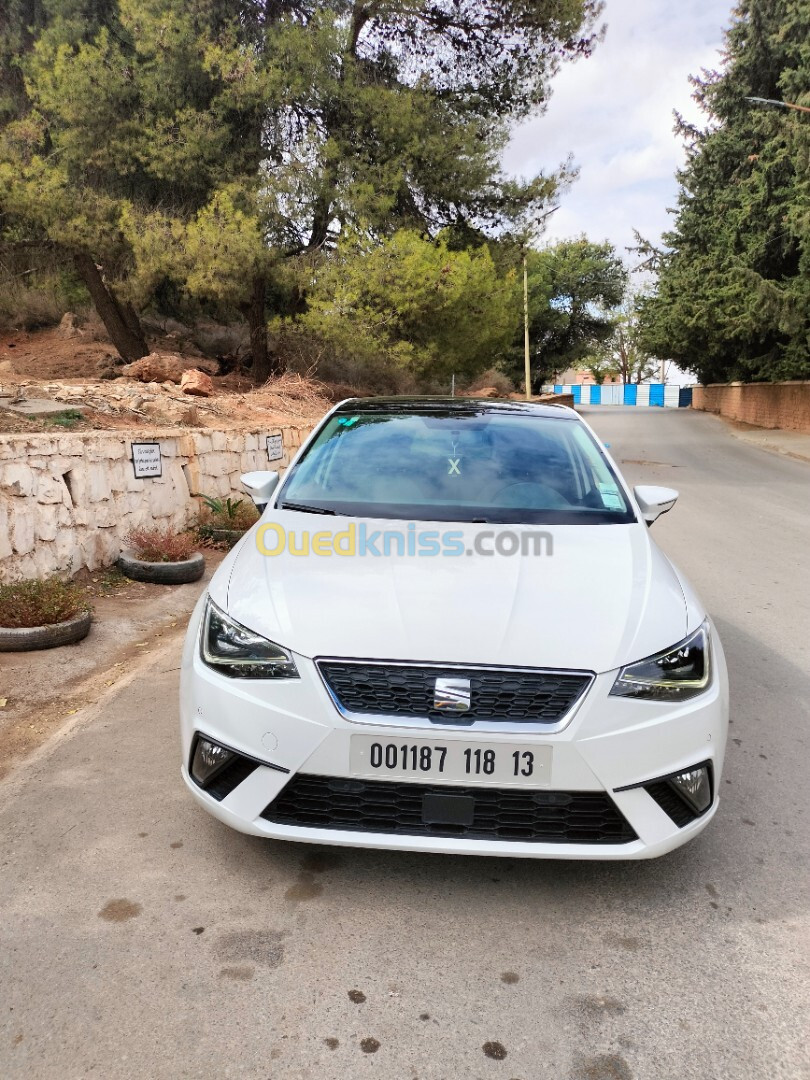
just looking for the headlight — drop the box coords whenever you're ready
[610,620,711,701]
[200,597,299,679]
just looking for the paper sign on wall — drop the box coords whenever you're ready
[266,433,283,462]
[131,442,162,478]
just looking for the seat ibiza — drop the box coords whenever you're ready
[180,398,728,859]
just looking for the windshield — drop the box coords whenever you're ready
[278,409,636,524]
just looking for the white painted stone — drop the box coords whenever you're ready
[86,462,111,503]
[36,503,60,542]
[0,501,12,560]
[12,507,36,554]
[1,462,35,498]
[37,474,67,505]
[57,435,85,456]
[0,426,308,582]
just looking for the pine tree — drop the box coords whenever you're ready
[638,0,810,383]
[0,0,600,373]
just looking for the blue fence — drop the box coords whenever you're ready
[550,383,692,408]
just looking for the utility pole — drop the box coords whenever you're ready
[523,253,531,401]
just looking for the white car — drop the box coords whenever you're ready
[180,398,728,860]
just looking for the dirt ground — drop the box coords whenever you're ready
[0,325,332,432]
[0,554,224,782]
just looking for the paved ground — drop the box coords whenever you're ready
[1,407,808,1080]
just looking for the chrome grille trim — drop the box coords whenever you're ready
[314,658,595,734]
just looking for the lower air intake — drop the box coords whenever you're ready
[261,775,637,844]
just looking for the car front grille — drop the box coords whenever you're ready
[316,661,591,725]
[261,775,637,845]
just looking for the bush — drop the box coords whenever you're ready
[123,527,198,563]
[0,271,90,331]
[0,578,91,629]
[272,321,420,396]
[468,368,515,396]
[198,495,258,532]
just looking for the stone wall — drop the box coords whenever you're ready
[0,425,310,582]
[692,381,810,434]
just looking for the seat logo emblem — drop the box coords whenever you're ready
[434,677,471,712]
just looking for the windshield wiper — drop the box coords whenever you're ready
[279,501,336,515]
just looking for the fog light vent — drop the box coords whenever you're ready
[669,765,712,815]
[191,737,236,788]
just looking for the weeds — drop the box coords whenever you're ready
[44,409,84,429]
[124,527,198,563]
[198,494,258,532]
[0,578,91,629]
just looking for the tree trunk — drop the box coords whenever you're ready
[73,252,148,362]
[246,272,281,382]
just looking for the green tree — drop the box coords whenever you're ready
[582,307,658,385]
[637,0,810,383]
[504,238,627,388]
[0,0,601,375]
[295,229,518,383]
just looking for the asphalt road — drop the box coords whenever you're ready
[1,406,808,1080]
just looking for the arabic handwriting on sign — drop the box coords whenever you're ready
[448,458,461,475]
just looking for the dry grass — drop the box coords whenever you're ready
[123,526,198,563]
[246,371,333,418]
[0,578,91,629]
[468,368,515,396]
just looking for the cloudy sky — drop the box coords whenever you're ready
[503,0,735,265]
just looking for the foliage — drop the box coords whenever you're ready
[502,238,627,387]
[198,494,258,531]
[123,527,198,563]
[578,356,614,385]
[0,0,601,370]
[468,368,516,396]
[636,0,810,383]
[581,307,658,385]
[0,576,90,628]
[294,230,519,383]
[44,409,84,429]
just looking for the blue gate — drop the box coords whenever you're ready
[649,384,665,407]
[623,384,637,405]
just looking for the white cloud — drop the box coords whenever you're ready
[503,0,735,261]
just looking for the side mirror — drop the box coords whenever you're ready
[241,471,280,509]
[633,485,678,525]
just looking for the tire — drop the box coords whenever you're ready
[0,609,93,652]
[208,528,245,549]
[118,551,205,585]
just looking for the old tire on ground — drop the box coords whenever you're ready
[0,609,93,652]
[208,528,246,549]
[118,551,205,585]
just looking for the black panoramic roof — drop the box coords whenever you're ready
[333,397,577,420]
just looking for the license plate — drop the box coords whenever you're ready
[350,735,552,787]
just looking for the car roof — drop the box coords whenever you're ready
[333,397,579,421]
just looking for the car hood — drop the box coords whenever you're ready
[219,513,690,674]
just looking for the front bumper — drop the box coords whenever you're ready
[180,601,729,861]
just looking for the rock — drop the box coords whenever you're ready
[96,357,118,379]
[0,359,15,377]
[120,351,219,384]
[180,368,214,397]
[58,312,81,339]
[120,352,187,383]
